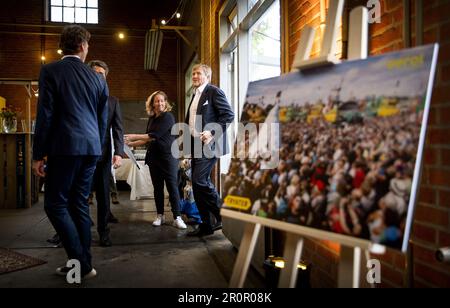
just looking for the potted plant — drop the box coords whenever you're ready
[0,105,20,133]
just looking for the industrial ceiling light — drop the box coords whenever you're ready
[144,30,163,71]
[57,49,63,55]
[161,19,166,25]
[118,32,125,39]
[176,12,181,18]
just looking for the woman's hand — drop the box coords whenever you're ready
[127,140,147,147]
[125,134,151,147]
[125,134,139,143]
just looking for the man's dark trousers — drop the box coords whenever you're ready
[44,156,98,276]
[191,157,221,233]
[92,157,112,236]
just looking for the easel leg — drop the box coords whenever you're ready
[338,246,362,288]
[363,249,376,288]
[229,223,261,288]
[278,234,304,288]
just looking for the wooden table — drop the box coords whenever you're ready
[0,133,39,209]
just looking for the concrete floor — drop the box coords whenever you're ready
[0,193,265,288]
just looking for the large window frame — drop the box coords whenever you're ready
[48,0,99,24]
[218,0,282,175]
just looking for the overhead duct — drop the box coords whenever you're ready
[144,30,163,71]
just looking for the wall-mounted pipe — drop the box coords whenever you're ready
[403,0,411,48]
[415,0,423,45]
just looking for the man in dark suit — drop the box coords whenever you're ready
[32,25,109,280]
[185,64,234,236]
[87,60,124,247]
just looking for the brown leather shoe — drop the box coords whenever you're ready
[88,193,94,205]
[212,222,223,232]
[111,193,120,204]
[108,213,119,224]
[187,225,214,237]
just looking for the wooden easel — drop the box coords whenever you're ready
[223,0,381,288]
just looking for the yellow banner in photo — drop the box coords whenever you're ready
[0,96,5,110]
[224,195,252,211]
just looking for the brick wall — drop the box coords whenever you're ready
[289,0,450,288]
[288,0,344,65]
[412,0,450,288]
[0,0,180,125]
[204,0,450,287]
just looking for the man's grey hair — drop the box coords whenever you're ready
[193,63,212,81]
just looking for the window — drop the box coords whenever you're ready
[219,0,281,175]
[228,6,238,35]
[249,1,280,82]
[49,0,98,24]
[248,0,259,10]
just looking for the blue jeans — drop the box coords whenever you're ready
[44,156,98,276]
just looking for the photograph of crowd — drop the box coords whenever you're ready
[223,45,438,251]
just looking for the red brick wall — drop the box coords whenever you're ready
[87,36,178,103]
[288,0,323,65]
[412,0,450,288]
[0,0,180,125]
[288,0,450,288]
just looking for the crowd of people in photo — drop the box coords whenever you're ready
[224,106,421,249]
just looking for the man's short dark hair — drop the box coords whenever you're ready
[87,60,109,76]
[59,25,91,55]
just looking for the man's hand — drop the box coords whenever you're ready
[112,155,122,169]
[32,160,46,178]
[200,131,213,145]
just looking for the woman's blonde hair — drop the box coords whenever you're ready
[145,90,172,116]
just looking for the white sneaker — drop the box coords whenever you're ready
[152,214,165,226]
[83,268,97,280]
[55,266,71,276]
[173,216,187,229]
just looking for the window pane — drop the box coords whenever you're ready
[87,8,98,23]
[51,0,63,5]
[75,0,86,7]
[64,0,75,6]
[63,7,75,23]
[248,0,258,10]
[227,6,237,33]
[249,0,280,82]
[51,6,63,22]
[87,0,98,8]
[75,8,86,23]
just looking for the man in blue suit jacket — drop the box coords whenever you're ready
[32,25,109,280]
[185,64,234,237]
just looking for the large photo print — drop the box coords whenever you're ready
[223,45,438,251]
